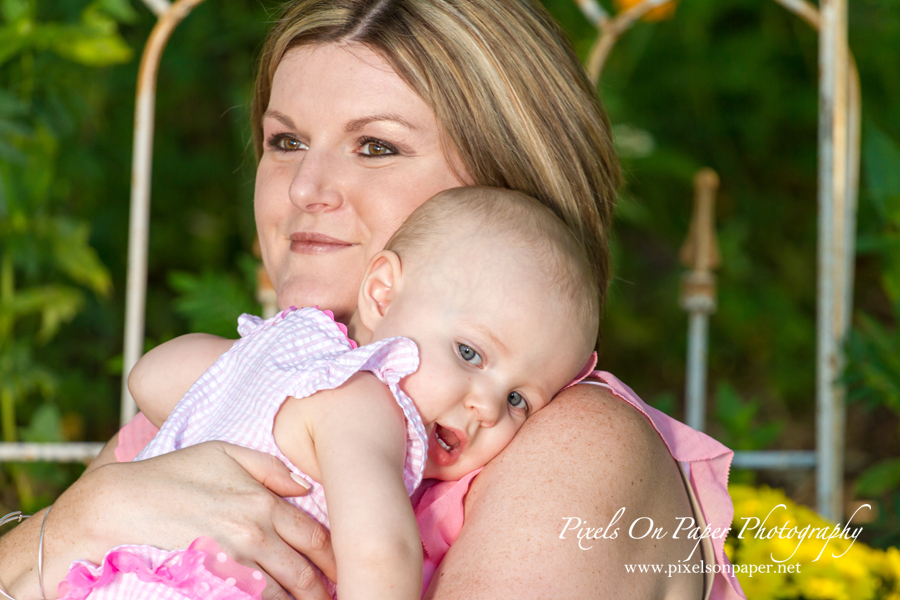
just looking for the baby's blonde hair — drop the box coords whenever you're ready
[386,187,600,350]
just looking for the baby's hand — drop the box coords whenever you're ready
[129,333,235,427]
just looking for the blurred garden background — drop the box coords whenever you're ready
[1,0,899,594]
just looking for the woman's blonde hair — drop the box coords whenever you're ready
[252,0,620,341]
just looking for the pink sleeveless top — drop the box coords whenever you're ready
[116,352,744,600]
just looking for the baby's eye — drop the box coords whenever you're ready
[507,391,528,412]
[457,343,483,366]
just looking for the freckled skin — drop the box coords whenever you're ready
[425,384,703,600]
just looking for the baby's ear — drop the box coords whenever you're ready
[357,250,402,331]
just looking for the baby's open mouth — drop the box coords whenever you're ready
[435,425,459,452]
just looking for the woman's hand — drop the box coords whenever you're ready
[3,441,337,600]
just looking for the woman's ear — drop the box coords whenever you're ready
[357,250,402,332]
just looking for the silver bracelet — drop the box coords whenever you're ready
[0,511,31,528]
[0,511,32,600]
[38,505,52,600]
[0,581,17,600]
[0,505,57,600]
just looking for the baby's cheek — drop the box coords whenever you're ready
[398,370,423,399]
[497,423,525,455]
[400,367,440,411]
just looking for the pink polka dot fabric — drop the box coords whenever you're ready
[59,537,266,600]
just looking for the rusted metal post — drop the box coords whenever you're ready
[679,169,721,432]
[121,0,208,425]
[771,0,862,522]
[816,0,850,523]
[771,0,821,26]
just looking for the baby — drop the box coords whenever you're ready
[59,187,600,600]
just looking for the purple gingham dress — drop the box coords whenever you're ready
[59,307,427,600]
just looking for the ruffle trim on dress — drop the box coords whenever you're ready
[318,307,358,349]
[237,306,358,348]
[303,332,428,495]
[236,306,428,498]
[59,537,265,600]
[236,313,267,338]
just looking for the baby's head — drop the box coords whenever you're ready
[351,187,599,480]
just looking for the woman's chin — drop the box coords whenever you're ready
[276,283,355,323]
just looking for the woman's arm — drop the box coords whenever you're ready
[424,383,703,600]
[80,431,120,476]
[2,332,239,592]
[277,372,422,600]
[1,336,236,596]
[0,442,338,600]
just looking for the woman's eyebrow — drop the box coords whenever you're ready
[264,109,296,130]
[345,113,417,132]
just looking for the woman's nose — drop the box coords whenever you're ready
[288,149,344,212]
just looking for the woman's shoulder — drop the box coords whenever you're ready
[555,373,743,600]
[568,371,734,464]
[540,378,677,480]
[433,372,704,599]
[463,375,680,512]
[551,375,660,440]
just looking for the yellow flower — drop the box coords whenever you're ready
[802,576,847,600]
[727,484,900,599]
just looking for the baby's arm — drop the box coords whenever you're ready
[277,373,422,600]
[128,333,236,427]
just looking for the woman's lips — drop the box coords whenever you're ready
[289,232,354,255]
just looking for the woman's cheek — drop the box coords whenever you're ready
[354,175,433,243]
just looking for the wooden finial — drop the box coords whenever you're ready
[679,168,721,273]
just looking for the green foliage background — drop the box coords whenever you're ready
[0,0,898,547]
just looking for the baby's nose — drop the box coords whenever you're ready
[466,392,502,427]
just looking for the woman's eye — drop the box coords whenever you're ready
[360,138,397,157]
[266,134,306,152]
[457,343,483,366]
[507,391,528,412]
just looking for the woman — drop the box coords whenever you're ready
[0,1,742,599]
